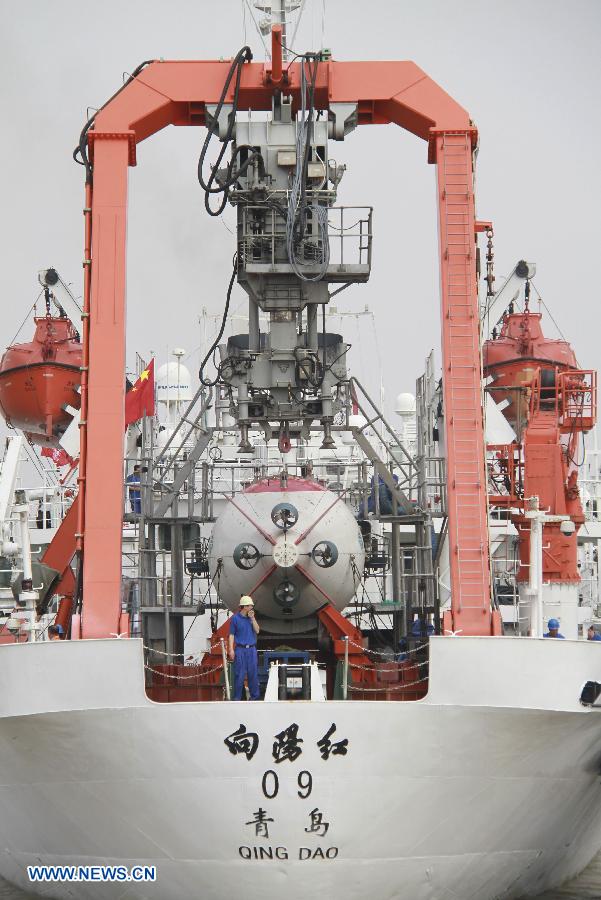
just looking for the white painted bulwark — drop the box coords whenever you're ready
[1,637,601,898]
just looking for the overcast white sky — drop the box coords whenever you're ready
[1,0,600,421]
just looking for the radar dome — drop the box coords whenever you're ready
[395,392,416,416]
[156,361,193,403]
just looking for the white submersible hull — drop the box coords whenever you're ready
[1,637,601,900]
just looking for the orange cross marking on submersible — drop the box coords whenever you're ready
[225,496,277,546]
[294,562,333,604]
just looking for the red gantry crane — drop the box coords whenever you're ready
[71,33,498,639]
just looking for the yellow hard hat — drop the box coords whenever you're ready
[239,595,254,607]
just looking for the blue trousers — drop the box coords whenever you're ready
[233,646,260,700]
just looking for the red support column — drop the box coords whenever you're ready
[40,495,78,598]
[81,136,130,639]
[271,25,283,86]
[435,131,492,635]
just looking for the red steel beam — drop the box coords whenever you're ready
[81,137,130,638]
[40,495,78,598]
[90,60,473,141]
[81,56,492,638]
[434,131,492,635]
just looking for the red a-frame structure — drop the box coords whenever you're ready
[76,43,498,639]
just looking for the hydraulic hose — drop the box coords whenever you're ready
[199,257,238,387]
[197,46,263,216]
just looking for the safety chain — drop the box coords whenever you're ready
[145,639,430,666]
[144,662,224,681]
[348,657,429,672]
[348,675,429,692]
[346,638,430,658]
[143,641,224,659]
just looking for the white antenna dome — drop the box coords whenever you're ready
[156,361,193,403]
[395,392,416,417]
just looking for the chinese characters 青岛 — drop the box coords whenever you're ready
[246,808,274,838]
[304,807,330,837]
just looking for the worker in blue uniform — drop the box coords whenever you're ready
[543,618,565,639]
[587,625,601,641]
[228,595,260,700]
[126,464,142,514]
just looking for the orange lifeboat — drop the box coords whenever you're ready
[0,314,82,448]
[482,310,577,437]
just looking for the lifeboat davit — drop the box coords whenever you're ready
[0,315,82,448]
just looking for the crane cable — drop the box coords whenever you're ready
[285,54,330,282]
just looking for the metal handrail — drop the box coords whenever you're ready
[238,204,372,269]
[348,377,418,500]
[153,386,213,474]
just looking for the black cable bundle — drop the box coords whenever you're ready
[197,46,267,216]
[198,255,238,387]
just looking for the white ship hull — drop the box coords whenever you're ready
[1,637,601,900]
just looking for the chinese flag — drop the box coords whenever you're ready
[125,359,155,426]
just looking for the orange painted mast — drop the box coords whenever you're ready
[76,53,494,638]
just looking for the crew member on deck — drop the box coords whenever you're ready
[228,595,260,700]
[543,618,565,639]
[126,464,141,514]
[587,625,601,642]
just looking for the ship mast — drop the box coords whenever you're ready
[253,0,302,61]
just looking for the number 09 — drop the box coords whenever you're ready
[261,769,313,799]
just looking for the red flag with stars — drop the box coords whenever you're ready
[125,359,155,426]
